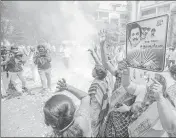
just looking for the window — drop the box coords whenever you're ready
[141,8,156,16]
[158,5,170,15]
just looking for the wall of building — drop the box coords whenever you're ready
[96,1,129,44]
[138,1,176,47]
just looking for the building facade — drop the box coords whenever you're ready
[138,1,176,47]
[95,1,129,44]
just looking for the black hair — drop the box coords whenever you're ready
[37,45,46,50]
[93,65,107,80]
[127,22,142,40]
[43,94,83,137]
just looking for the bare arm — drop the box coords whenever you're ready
[67,84,88,100]
[94,48,101,63]
[122,68,137,94]
[100,41,116,76]
[157,95,176,134]
[89,49,102,65]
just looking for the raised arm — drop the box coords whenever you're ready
[151,81,176,134]
[88,49,102,65]
[99,30,116,76]
[56,79,87,100]
[56,78,90,122]
[157,96,176,134]
[94,46,101,63]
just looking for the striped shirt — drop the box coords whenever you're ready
[88,79,109,137]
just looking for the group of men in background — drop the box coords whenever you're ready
[1,44,54,99]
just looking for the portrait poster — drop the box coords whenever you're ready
[126,14,169,72]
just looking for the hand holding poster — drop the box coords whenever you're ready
[126,15,169,72]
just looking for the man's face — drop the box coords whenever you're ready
[129,28,141,47]
[39,46,45,53]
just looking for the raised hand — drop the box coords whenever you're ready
[150,78,164,101]
[98,29,107,44]
[88,49,94,55]
[94,45,98,53]
[56,78,68,92]
[118,59,128,71]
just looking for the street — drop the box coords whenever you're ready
[1,56,93,137]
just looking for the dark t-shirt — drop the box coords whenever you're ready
[7,58,23,72]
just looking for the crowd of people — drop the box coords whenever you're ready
[1,43,55,98]
[1,29,176,137]
[42,30,176,137]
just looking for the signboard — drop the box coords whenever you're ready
[126,14,169,72]
[128,102,159,137]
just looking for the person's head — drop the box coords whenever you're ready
[10,46,18,53]
[43,94,83,137]
[37,45,46,53]
[92,64,107,80]
[169,64,176,81]
[128,23,142,47]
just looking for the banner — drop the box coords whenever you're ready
[128,102,159,137]
[126,14,169,72]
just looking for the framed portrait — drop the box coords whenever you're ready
[126,14,169,72]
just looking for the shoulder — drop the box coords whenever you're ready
[75,109,91,133]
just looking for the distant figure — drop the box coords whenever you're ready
[34,45,52,93]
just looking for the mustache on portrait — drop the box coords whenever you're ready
[133,38,138,41]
